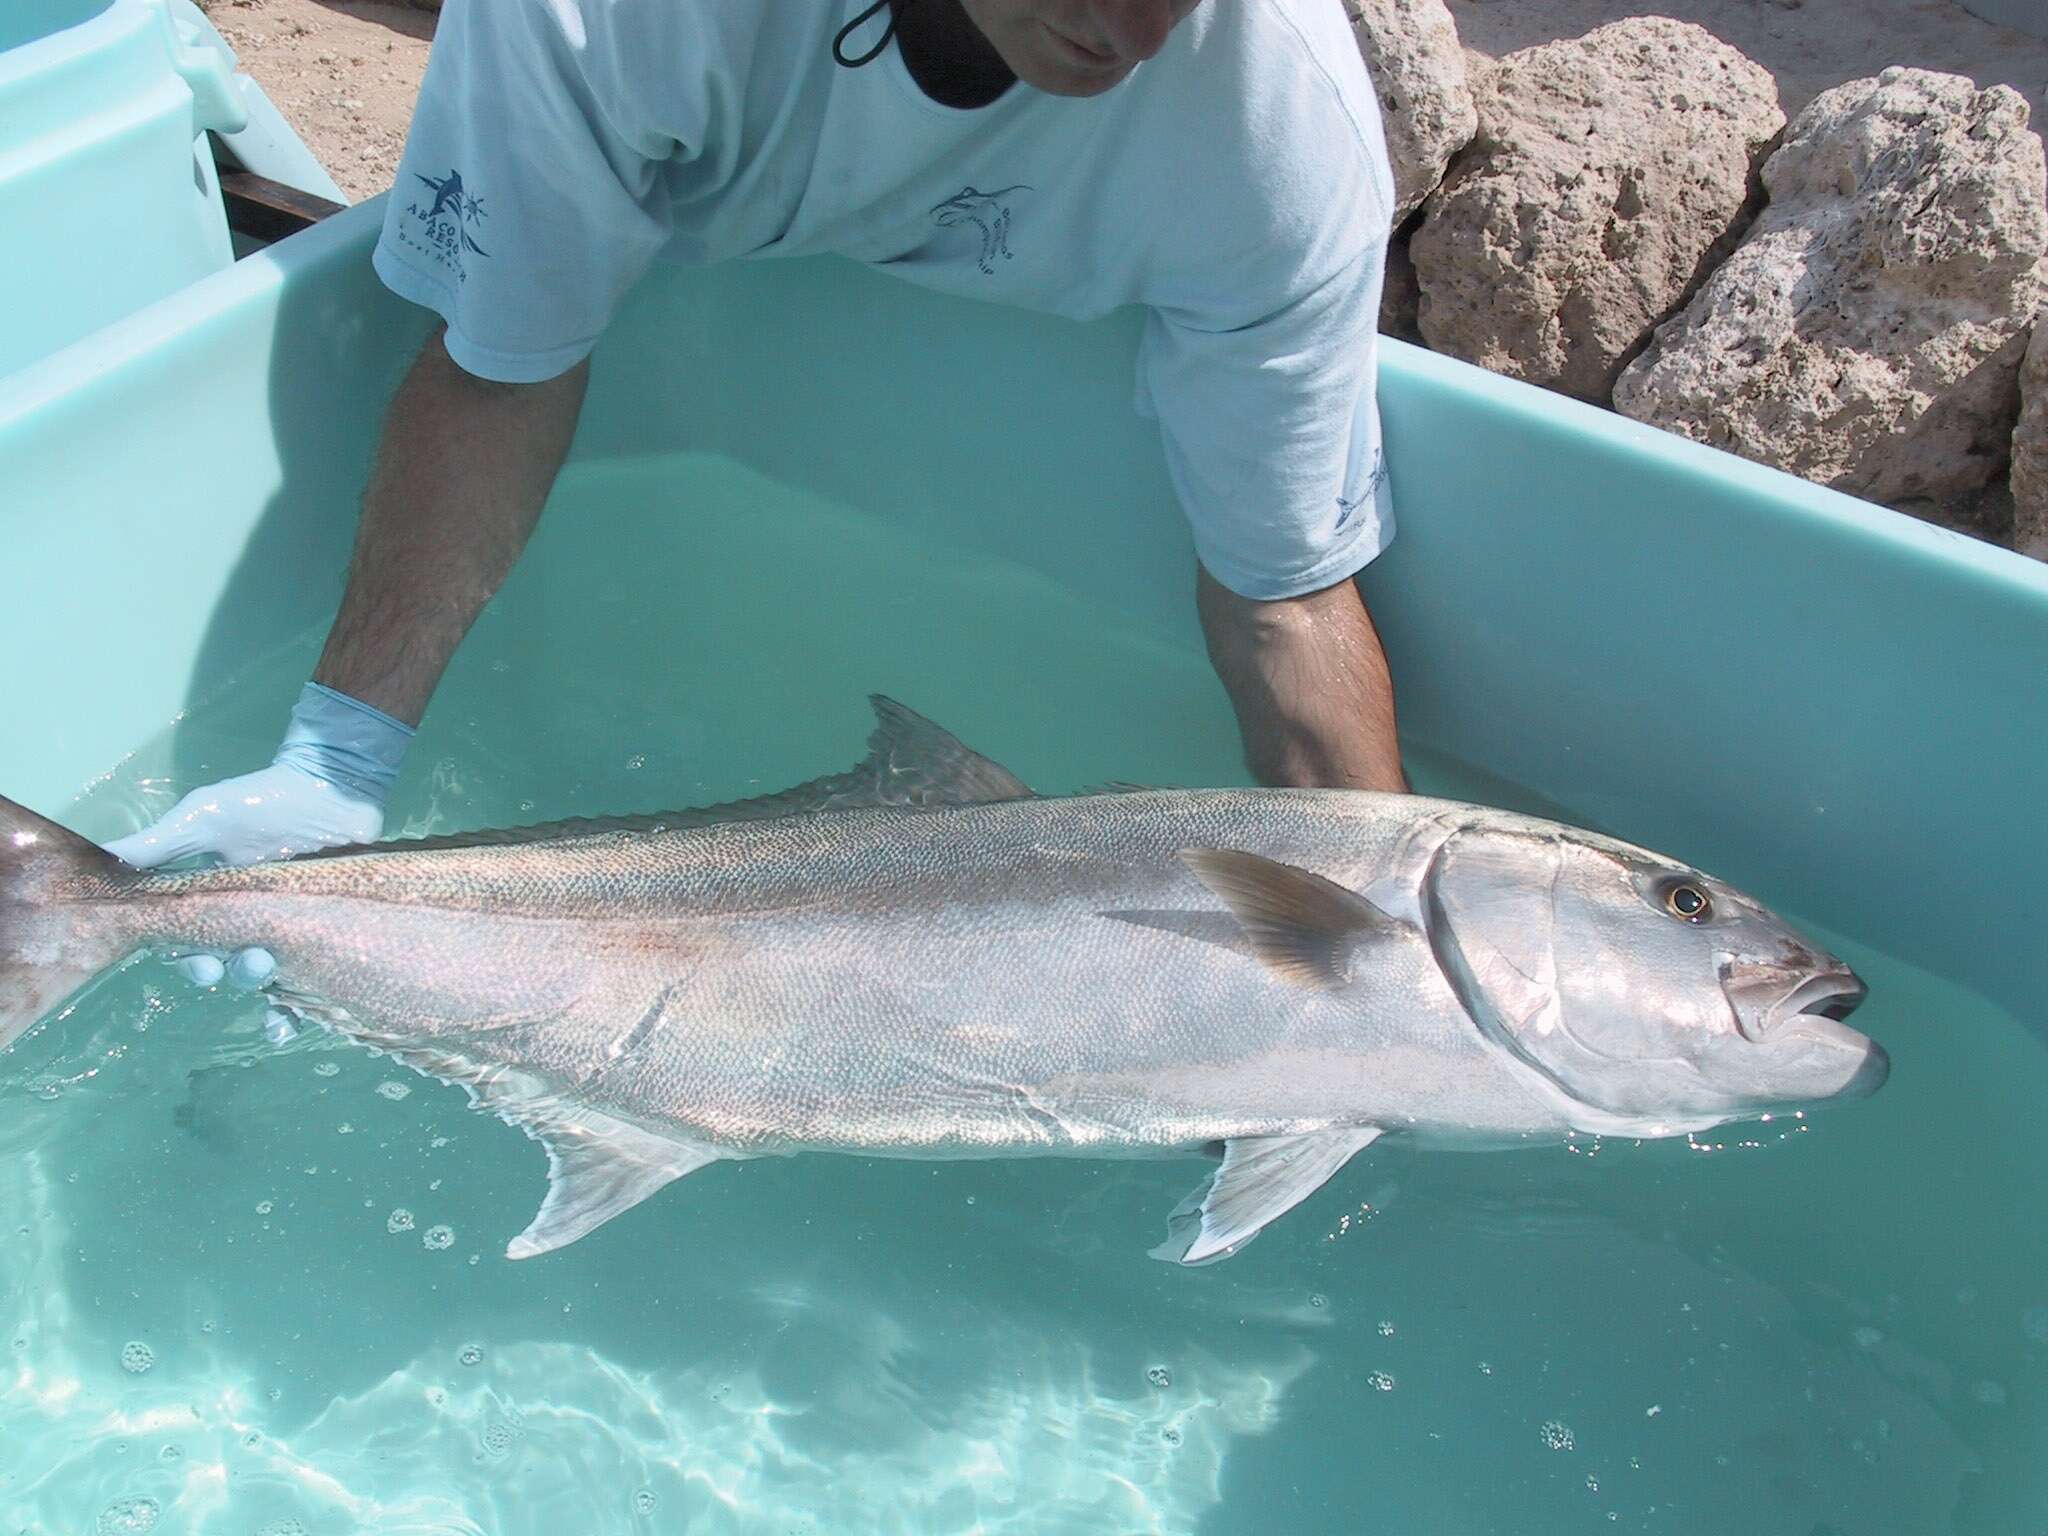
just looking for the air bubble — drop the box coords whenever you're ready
[458,1343,484,1367]
[424,1225,455,1251]
[119,1341,155,1374]
[313,1063,340,1078]
[633,1489,657,1515]
[387,1208,415,1234]
[1367,1370,1396,1392]
[95,1497,159,1534]
[1146,1366,1171,1388]
[1540,1420,1576,1452]
[377,1081,412,1101]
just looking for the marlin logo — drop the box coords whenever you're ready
[412,169,490,258]
[931,185,1031,275]
[1335,453,1388,530]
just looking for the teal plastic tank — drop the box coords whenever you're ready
[2,205,2047,1532]
[0,0,258,376]
[3,200,2042,1022]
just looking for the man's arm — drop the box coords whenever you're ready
[1196,565,1409,794]
[105,333,588,869]
[316,332,590,724]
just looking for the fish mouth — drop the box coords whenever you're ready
[1718,958,1867,1042]
[1771,971,1868,1027]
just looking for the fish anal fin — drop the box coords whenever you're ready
[1179,849,1399,988]
[509,1114,730,1260]
[1151,1127,1383,1267]
[322,1024,740,1261]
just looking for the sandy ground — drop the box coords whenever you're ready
[199,0,433,203]
[202,0,2048,207]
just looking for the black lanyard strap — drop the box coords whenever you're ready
[833,0,899,67]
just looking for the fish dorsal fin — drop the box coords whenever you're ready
[1151,1127,1384,1266]
[310,1021,741,1259]
[303,695,1034,859]
[1179,849,1401,989]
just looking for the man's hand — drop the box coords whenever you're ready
[105,681,410,869]
[106,763,385,869]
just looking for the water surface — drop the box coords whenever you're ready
[4,455,2042,1534]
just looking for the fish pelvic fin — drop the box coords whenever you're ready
[301,696,1033,858]
[1178,849,1401,989]
[1,795,137,1053]
[1151,1127,1384,1267]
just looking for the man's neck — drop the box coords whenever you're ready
[887,0,1017,109]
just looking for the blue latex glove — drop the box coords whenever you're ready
[106,683,412,869]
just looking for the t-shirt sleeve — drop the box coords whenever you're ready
[1136,242,1391,600]
[1132,0,1397,601]
[372,0,683,383]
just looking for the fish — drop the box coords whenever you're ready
[0,698,1886,1266]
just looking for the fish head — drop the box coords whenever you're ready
[1420,818,1886,1135]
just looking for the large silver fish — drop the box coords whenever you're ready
[0,700,1885,1265]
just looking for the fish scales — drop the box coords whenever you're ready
[0,698,1886,1265]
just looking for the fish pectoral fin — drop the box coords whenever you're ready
[511,1112,732,1261]
[1150,1127,1384,1267]
[1178,849,1401,988]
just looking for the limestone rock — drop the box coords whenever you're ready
[1616,70,2048,512]
[1346,0,1478,224]
[1410,18,1783,402]
[2014,319,2048,560]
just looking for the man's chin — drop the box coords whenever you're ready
[1018,61,1135,97]
[1008,47,1136,98]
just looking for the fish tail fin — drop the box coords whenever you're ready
[0,794,136,1052]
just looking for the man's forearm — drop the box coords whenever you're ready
[313,333,591,725]
[1196,565,1409,794]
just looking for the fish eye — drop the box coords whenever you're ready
[1664,882,1711,922]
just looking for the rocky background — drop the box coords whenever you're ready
[1356,0,2048,559]
[202,0,2048,560]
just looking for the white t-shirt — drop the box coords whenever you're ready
[373,0,1397,598]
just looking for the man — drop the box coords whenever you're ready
[110,0,1407,872]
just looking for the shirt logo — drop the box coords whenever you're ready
[1335,452,1387,531]
[400,168,491,283]
[931,185,1031,275]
